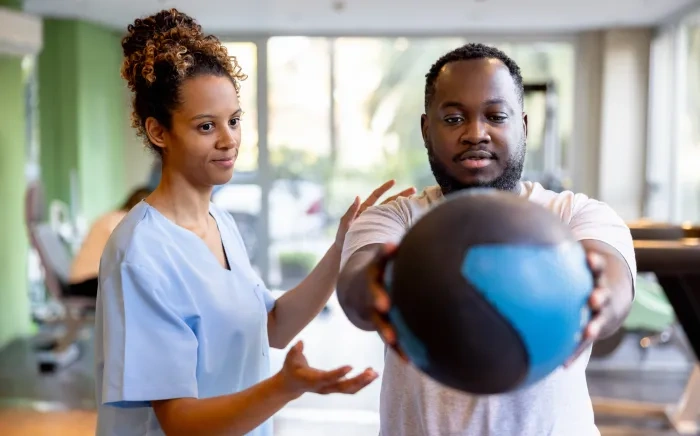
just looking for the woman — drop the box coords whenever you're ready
[94,8,414,436]
[68,186,151,297]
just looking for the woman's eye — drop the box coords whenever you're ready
[200,123,214,132]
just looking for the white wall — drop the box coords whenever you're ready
[572,28,651,221]
[571,31,604,198]
[598,28,651,220]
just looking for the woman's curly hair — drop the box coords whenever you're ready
[121,8,247,153]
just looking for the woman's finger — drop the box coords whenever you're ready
[359,180,396,210]
[341,196,361,222]
[381,187,417,205]
[318,368,378,394]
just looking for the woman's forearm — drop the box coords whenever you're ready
[268,244,342,348]
[153,372,296,436]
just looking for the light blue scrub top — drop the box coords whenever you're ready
[94,201,276,436]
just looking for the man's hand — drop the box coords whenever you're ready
[564,250,615,367]
[366,243,410,363]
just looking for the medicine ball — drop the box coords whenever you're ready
[384,189,594,395]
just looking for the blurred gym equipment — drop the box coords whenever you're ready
[592,221,682,359]
[521,82,571,193]
[24,181,94,372]
[592,222,700,434]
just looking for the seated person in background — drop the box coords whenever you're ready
[67,186,152,297]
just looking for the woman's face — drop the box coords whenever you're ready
[151,74,242,187]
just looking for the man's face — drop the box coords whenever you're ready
[421,58,528,194]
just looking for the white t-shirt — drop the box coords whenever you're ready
[341,181,636,436]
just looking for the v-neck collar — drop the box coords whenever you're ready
[143,201,233,273]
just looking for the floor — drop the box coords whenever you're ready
[0,294,697,436]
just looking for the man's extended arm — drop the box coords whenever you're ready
[337,202,408,332]
[580,239,634,339]
[569,197,637,340]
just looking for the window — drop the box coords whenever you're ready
[262,37,576,288]
[679,24,700,222]
[332,37,467,200]
[266,37,332,288]
[493,42,575,184]
[213,42,262,274]
[223,42,258,172]
[646,10,700,223]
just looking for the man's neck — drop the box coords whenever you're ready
[440,181,523,197]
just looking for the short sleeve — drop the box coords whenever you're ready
[569,196,637,290]
[341,201,409,270]
[257,283,276,312]
[99,262,199,407]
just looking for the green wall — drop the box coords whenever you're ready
[39,20,126,223]
[0,1,30,349]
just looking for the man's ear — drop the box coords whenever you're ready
[522,113,528,138]
[421,114,429,149]
[145,117,167,153]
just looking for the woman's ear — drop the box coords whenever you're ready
[145,117,167,153]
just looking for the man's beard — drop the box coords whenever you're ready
[427,140,526,195]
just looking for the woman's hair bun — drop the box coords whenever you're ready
[120,8,210,90]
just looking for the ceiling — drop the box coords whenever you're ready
[23,0,700,35]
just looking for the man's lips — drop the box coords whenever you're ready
[456,150,495,161]
[455,150,496,170]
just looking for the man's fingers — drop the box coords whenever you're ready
[564,320,599,368]
[564,308,612,368]
[371,311,396,344]
[589,287,611,312]
[373,243,398,272]
[586,251,606,277]
[370,282,391,313]
[585,309,612,340]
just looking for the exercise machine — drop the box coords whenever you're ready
[25,181,94,372]
[520,81,570,193]
[592,221,685,359]
[592,224,700,434]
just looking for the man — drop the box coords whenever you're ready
[337,43,636,436]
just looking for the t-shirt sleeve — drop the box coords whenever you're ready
[568,195,637,292]
[258,283,276,313]
[99,262,199,407]
[341,201,410,270]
